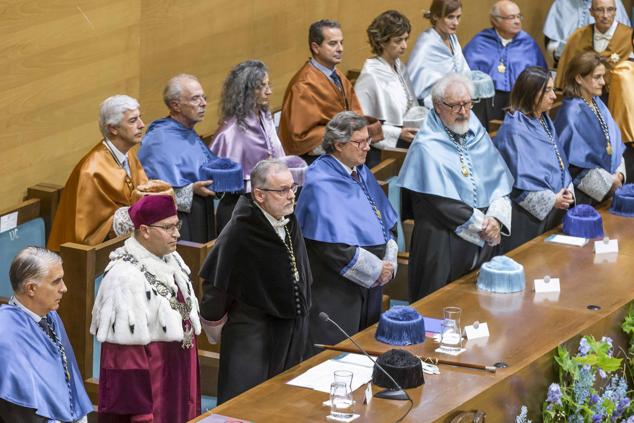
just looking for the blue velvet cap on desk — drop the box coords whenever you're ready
[563,204,604,238]
[477,255,525,293]
[375,306,426,346]
[609,184,634,217]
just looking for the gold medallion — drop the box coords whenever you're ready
[461,166,469,177]
[497,62,506,73]
[607,143,613,155]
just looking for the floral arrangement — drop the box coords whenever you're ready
[516,306,634,422]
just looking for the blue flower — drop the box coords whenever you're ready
[515,405,532,423]
[573,367,594,404]
[578,337,591,356]
[598,369,607,379]
[546,383,563,406]
[589,394,600,405]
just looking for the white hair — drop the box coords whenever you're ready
[99,95,140,138]
[163,73,200,108]
[431,73,475,105]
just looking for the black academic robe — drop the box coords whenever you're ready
[179,195,215,242]
[408,192,502,302]
[305,240,385,356]
[199,196,311,404]
[501,190,565,253]
[0,399,47,423]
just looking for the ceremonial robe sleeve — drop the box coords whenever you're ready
[174,184,194,213]
[306,240,383,288]
[515,189,557,221]
[485,196,512,236]
[573,167,614,202]
[410,192,486,247]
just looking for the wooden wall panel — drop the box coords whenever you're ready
[0,0,141,206]
[3,0,561,206]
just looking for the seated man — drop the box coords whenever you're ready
[555,0,633,89]
[0,247,92,423]
[199,159,312,404]
[48,95,148,250]
[138,74,223,242]
[90,195,201,422]
[464,0,547,121]
[295,111,398,352]
[397,74,514,302]
[280,20,375,164]
[544,0,630,63]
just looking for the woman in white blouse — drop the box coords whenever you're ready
[355,10,425,151]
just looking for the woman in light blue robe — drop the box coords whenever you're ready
[493,67,574,252]
[554,51,627,205]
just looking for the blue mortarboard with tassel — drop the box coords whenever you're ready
[477,256,525,293]
[199,157,244,193]
[375,306,425,346]
[563,204,604,238]
[609,184,634,217]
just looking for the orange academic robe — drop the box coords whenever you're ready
[555,23,633,88]
[608,60,634,142]
[279,61,363,156]
[48,142,148,251]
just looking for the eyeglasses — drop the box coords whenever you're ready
[442,99,479,112]
[187,94,207,105]
[348,138,372,149]
[591,7,616,14]
[258,184,299,196]
[148,220,182,233]
[493,13,524,21]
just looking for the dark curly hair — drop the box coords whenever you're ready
[218,60,269,130]
[367,10,411,56]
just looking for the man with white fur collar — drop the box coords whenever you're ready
[90,194,201,423]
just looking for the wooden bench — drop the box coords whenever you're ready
[0,185,63,303]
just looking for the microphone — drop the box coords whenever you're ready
[318,312,410,401]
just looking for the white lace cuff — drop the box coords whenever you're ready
[487,196,512,235]
[175,184,194,213]
[519,190,556,221]
[455,208,485,247]
[341,247,383,288]
[383,239,398,279]
[577,168,613,201]
[371,124,400,150]
[113,206,134,236]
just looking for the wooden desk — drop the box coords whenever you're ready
[191,210,634,422]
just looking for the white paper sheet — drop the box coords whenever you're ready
[287,353,375,393]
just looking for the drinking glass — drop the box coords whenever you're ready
[330,381,354,419]
[440,306,462,352]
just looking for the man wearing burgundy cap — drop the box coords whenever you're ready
[90,195,201,423]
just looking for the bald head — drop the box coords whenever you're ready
[490,0,522,39]
[591,0,617,33]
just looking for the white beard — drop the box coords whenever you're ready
[447,119,470,135]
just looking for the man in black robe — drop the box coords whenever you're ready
[199,159,311,404]
[295,112,399,354]
[397,74,514,302]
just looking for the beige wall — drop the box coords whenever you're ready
[2,0,560,205]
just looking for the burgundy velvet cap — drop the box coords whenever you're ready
[128,194,177,229]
